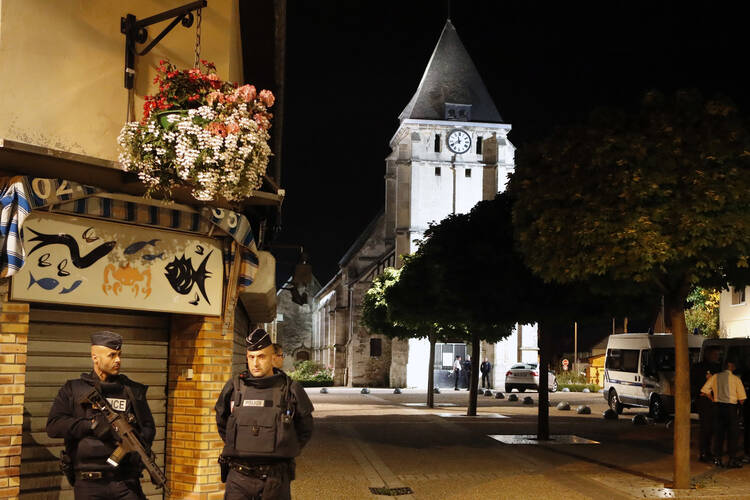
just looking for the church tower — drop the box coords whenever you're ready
[385,20,514,265]
[385,20,516,388]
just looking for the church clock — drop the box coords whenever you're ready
[446,129,471,154]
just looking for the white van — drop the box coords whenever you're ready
[603,333,704,420]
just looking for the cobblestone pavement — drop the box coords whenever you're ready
[290,388,750,500]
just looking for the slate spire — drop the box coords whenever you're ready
[399,20,503,123]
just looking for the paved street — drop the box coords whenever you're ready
[291,388,750,499]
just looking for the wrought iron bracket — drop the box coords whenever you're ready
[120,0,207,89]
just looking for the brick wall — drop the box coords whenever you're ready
[166,315,233,500]
[0,281,29,499]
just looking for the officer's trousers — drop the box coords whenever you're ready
[713,402,741,459]
[695,396,713,455]
[224,468,291,500]
[73,477,145,500]
[481,373,491,389]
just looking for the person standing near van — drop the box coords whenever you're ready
[701,357,747,468]
[691,346,722,462]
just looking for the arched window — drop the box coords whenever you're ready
[295,350,310,361]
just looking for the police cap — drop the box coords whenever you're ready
[91,331,123,350]
[246,328,272,351]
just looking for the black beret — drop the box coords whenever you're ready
[246,328,272,351]
[91,331,123,350]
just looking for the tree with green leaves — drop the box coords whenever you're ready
[685,287,720,337]
[361,264,466,408]
[510,90,750,488]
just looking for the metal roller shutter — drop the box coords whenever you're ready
[21,304,169,500]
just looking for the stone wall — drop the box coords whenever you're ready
[276,276,320,372]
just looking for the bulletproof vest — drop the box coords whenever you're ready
[222,373,301,459]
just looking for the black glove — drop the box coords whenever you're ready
[91,413,113,441]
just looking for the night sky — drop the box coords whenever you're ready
[274,2,749,299]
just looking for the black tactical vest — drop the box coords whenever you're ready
[222,372,301,459]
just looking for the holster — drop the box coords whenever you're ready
[60,450,75,487]
[218,455,229,483]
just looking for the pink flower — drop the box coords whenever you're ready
[253,113,270,130]
[226,122,240,134]
[237,84,256,103]
[224,93,237,103]
[207,122,228,137]
[259,89,275,107]
[207,91,223,106]
[207,73,220,81]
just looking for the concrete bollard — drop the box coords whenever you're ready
[495,392,505,399]
[361,387,370,394]
[603,409,618,420]
[320,387,328,394]
[561,387,570,392]
[508,394,518,402]
[556,402,571,411]
[576,405,591,414]
[393,388,402,394]
[523,396,534,405]
[632,414,647,426]
[484,390,493,396]
[582,388,590,393]
[433,387,441,394]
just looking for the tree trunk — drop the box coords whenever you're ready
[666,294,691,489]
[427,336,436,408]
[467,332,480,416]
[537,322,550,440]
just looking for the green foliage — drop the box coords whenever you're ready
[511,90,750,299]
[685,287,720,337]
[558,383,601,392]
[289,361,333,387]
[555,371,587,385]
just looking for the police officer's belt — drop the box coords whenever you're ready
[76,470,137,481]
[228,460,289,479]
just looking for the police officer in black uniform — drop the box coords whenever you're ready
[215,329,314,500]
[46,331,155,500]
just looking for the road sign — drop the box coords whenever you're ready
[562,358,569,371]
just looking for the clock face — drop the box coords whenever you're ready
[447,129,471,154]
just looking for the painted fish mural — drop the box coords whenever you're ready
[164,251,213,304]
[57,259,70,277]
[82,227,99,243]
[28,273,59,291]
[38,253,51,267]
[60,280,83,294]
[26,227,115,268]
[142,252,165,261]
[124,239,159,255]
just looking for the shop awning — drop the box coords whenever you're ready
[0,175,258,277]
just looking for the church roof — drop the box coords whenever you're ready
[399,20,503,123]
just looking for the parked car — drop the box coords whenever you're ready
[505,363,557,392]
[603,332,704,420]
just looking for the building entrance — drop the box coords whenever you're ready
[433,342,467,388]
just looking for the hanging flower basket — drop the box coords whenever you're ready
[118,60,274,203]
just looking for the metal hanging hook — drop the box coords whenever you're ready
[194,8,202,68]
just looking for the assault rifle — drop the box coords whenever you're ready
[81,388,170,496]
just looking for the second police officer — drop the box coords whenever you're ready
[215,328,314,499]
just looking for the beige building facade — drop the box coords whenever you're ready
[0,2,283,498]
